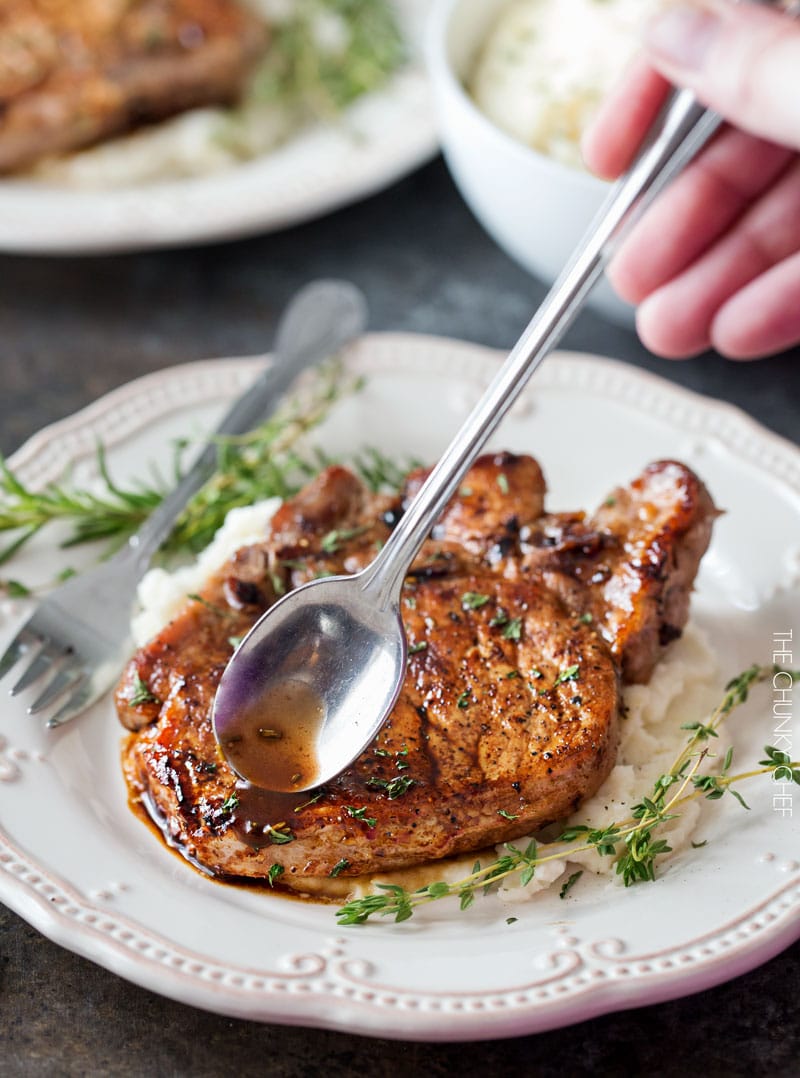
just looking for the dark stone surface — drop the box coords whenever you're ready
[2,159,798,457]
[0,899,798,1077]
[0,157,798,1074]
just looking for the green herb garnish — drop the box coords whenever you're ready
[267,864,284,888]
[0,365,409,573]
[247,0,405,119]
[266,824,295,845]
[320,524,368,554]
[461,591,490,610]
[501,617,522,641]
[335,665,800,924]
[365,775,416,799]
[345,806,377,828]
[2,578,31,598]
[559,870,583,899]
[128,673,157,707]
[554,664,580,685]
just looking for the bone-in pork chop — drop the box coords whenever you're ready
[116,454,716,891]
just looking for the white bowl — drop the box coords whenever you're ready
[426,0,635,327]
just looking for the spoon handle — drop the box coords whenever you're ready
[360,88,722,607]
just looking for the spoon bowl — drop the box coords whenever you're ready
[213,573,406,791]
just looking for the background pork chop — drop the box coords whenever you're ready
[0,0,267,172]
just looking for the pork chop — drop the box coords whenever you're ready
[0,0,267,173]
[117,454,717,892]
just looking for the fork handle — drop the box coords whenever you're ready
[125,280,367,572]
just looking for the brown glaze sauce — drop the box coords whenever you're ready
[129,785,337,902]
[229,783,304,850]
[220,678,325,791]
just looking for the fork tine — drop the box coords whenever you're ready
[27,661,84,715]
[0,629,35,681]
[10,641,67,696]
[46,674,91,729]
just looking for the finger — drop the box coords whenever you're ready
[608,129,793,303]
[581,59,671,179]
[633,158,800,358]
[712,250,800,360]
[643,0,800,151]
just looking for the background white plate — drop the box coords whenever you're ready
[0,333,798,1040]
[0,2,435,254]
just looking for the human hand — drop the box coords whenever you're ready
[582,0,800,360]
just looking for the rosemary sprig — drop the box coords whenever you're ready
[0,447,162,566]
[336,665,799,925]
[0,364,408,585]
[161,363,359,556]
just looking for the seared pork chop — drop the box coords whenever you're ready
[117,454,716,891]
[0,0,266,173]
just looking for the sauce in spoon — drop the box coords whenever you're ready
[220,678,326,791]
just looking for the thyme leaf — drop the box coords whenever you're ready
[461,591,490,610]
[559,870,583,899]
[554,664,580,686]
[320,524,368,554]
[127,673,157,707]
[267,864,284,888]
[345,805,377,828]
[365,775,416,799]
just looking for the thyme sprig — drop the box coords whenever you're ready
[248,0,406,119]
[336,664,799,925]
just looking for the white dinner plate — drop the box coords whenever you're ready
[1,333,798,1041]
[0,3,435,254]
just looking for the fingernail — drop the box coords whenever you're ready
[644,5,721,70]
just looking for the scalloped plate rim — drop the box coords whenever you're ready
[1,332,798,1040]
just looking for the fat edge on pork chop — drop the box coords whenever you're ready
[116,453,717,894]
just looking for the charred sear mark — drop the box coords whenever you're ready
[223,577,264,609]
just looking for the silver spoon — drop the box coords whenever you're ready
[213,88,725,792]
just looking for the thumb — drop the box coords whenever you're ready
[643,0,800,151]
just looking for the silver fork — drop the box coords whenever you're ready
[0,279,367,728]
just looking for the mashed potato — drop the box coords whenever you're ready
[133,500,281,645]
[470,0,661,169]
[29,105,298,187]
[135,500,721,906]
